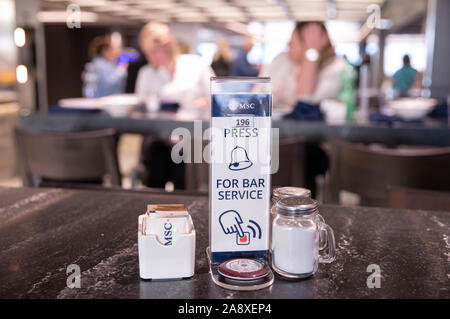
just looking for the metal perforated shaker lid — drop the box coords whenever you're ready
[275,196,318,216]
[272,187,311,202]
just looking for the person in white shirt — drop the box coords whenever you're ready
[259,22,345,112]
[135,22,214,111]
[135,22,214,190]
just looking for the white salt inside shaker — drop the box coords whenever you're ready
[272,222,318,274]
[271,197,324,278]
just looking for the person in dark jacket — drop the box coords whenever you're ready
[211,39,232,76]
[125,52,147,93]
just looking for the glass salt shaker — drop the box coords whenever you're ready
[271,187,311,224]
[271,197,336,279]
[270,187,311,247]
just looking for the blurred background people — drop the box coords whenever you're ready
[124,42,148,94]
[393,54,417,97]
[259,22,344,112]
[356,53,371,89]
[178,41,191,54]
[259,21,345,197]
[3,0,449,206]
[82,34,127,98]
[211,39,232,76]
[230,36,259,77]
[135,22,214,190]
[135,22,214,110]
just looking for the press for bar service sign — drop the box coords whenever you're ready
[210,77,272,263]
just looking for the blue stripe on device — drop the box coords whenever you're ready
[212,94,272,118]
[211,250,269,263]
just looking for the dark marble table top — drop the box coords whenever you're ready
[20,112,450,146]
[0,186,448,299]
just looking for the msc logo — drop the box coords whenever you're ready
[163,220,173,246]
[229,98,255,111]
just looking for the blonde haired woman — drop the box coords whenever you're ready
[136,22,214,189]
[135,22,214,110]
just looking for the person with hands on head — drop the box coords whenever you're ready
[258,22,345,198]
[293,22,333,98]
[259,21,345,112]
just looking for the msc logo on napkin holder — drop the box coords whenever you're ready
[163,220,173,246]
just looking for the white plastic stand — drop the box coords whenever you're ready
[138,214,195,280]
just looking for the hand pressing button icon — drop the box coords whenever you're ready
[219,210,245,238]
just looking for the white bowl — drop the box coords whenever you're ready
[100,94,143,107]
[389,98,437,120]
[58,98,104,110]
[101,94,144,117]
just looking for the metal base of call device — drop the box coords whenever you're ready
[206,247,274,291]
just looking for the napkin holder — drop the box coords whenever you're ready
[138,212,195,280]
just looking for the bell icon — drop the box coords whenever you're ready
[228,146,253,171]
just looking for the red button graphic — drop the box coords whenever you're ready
[239,235,248,243]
